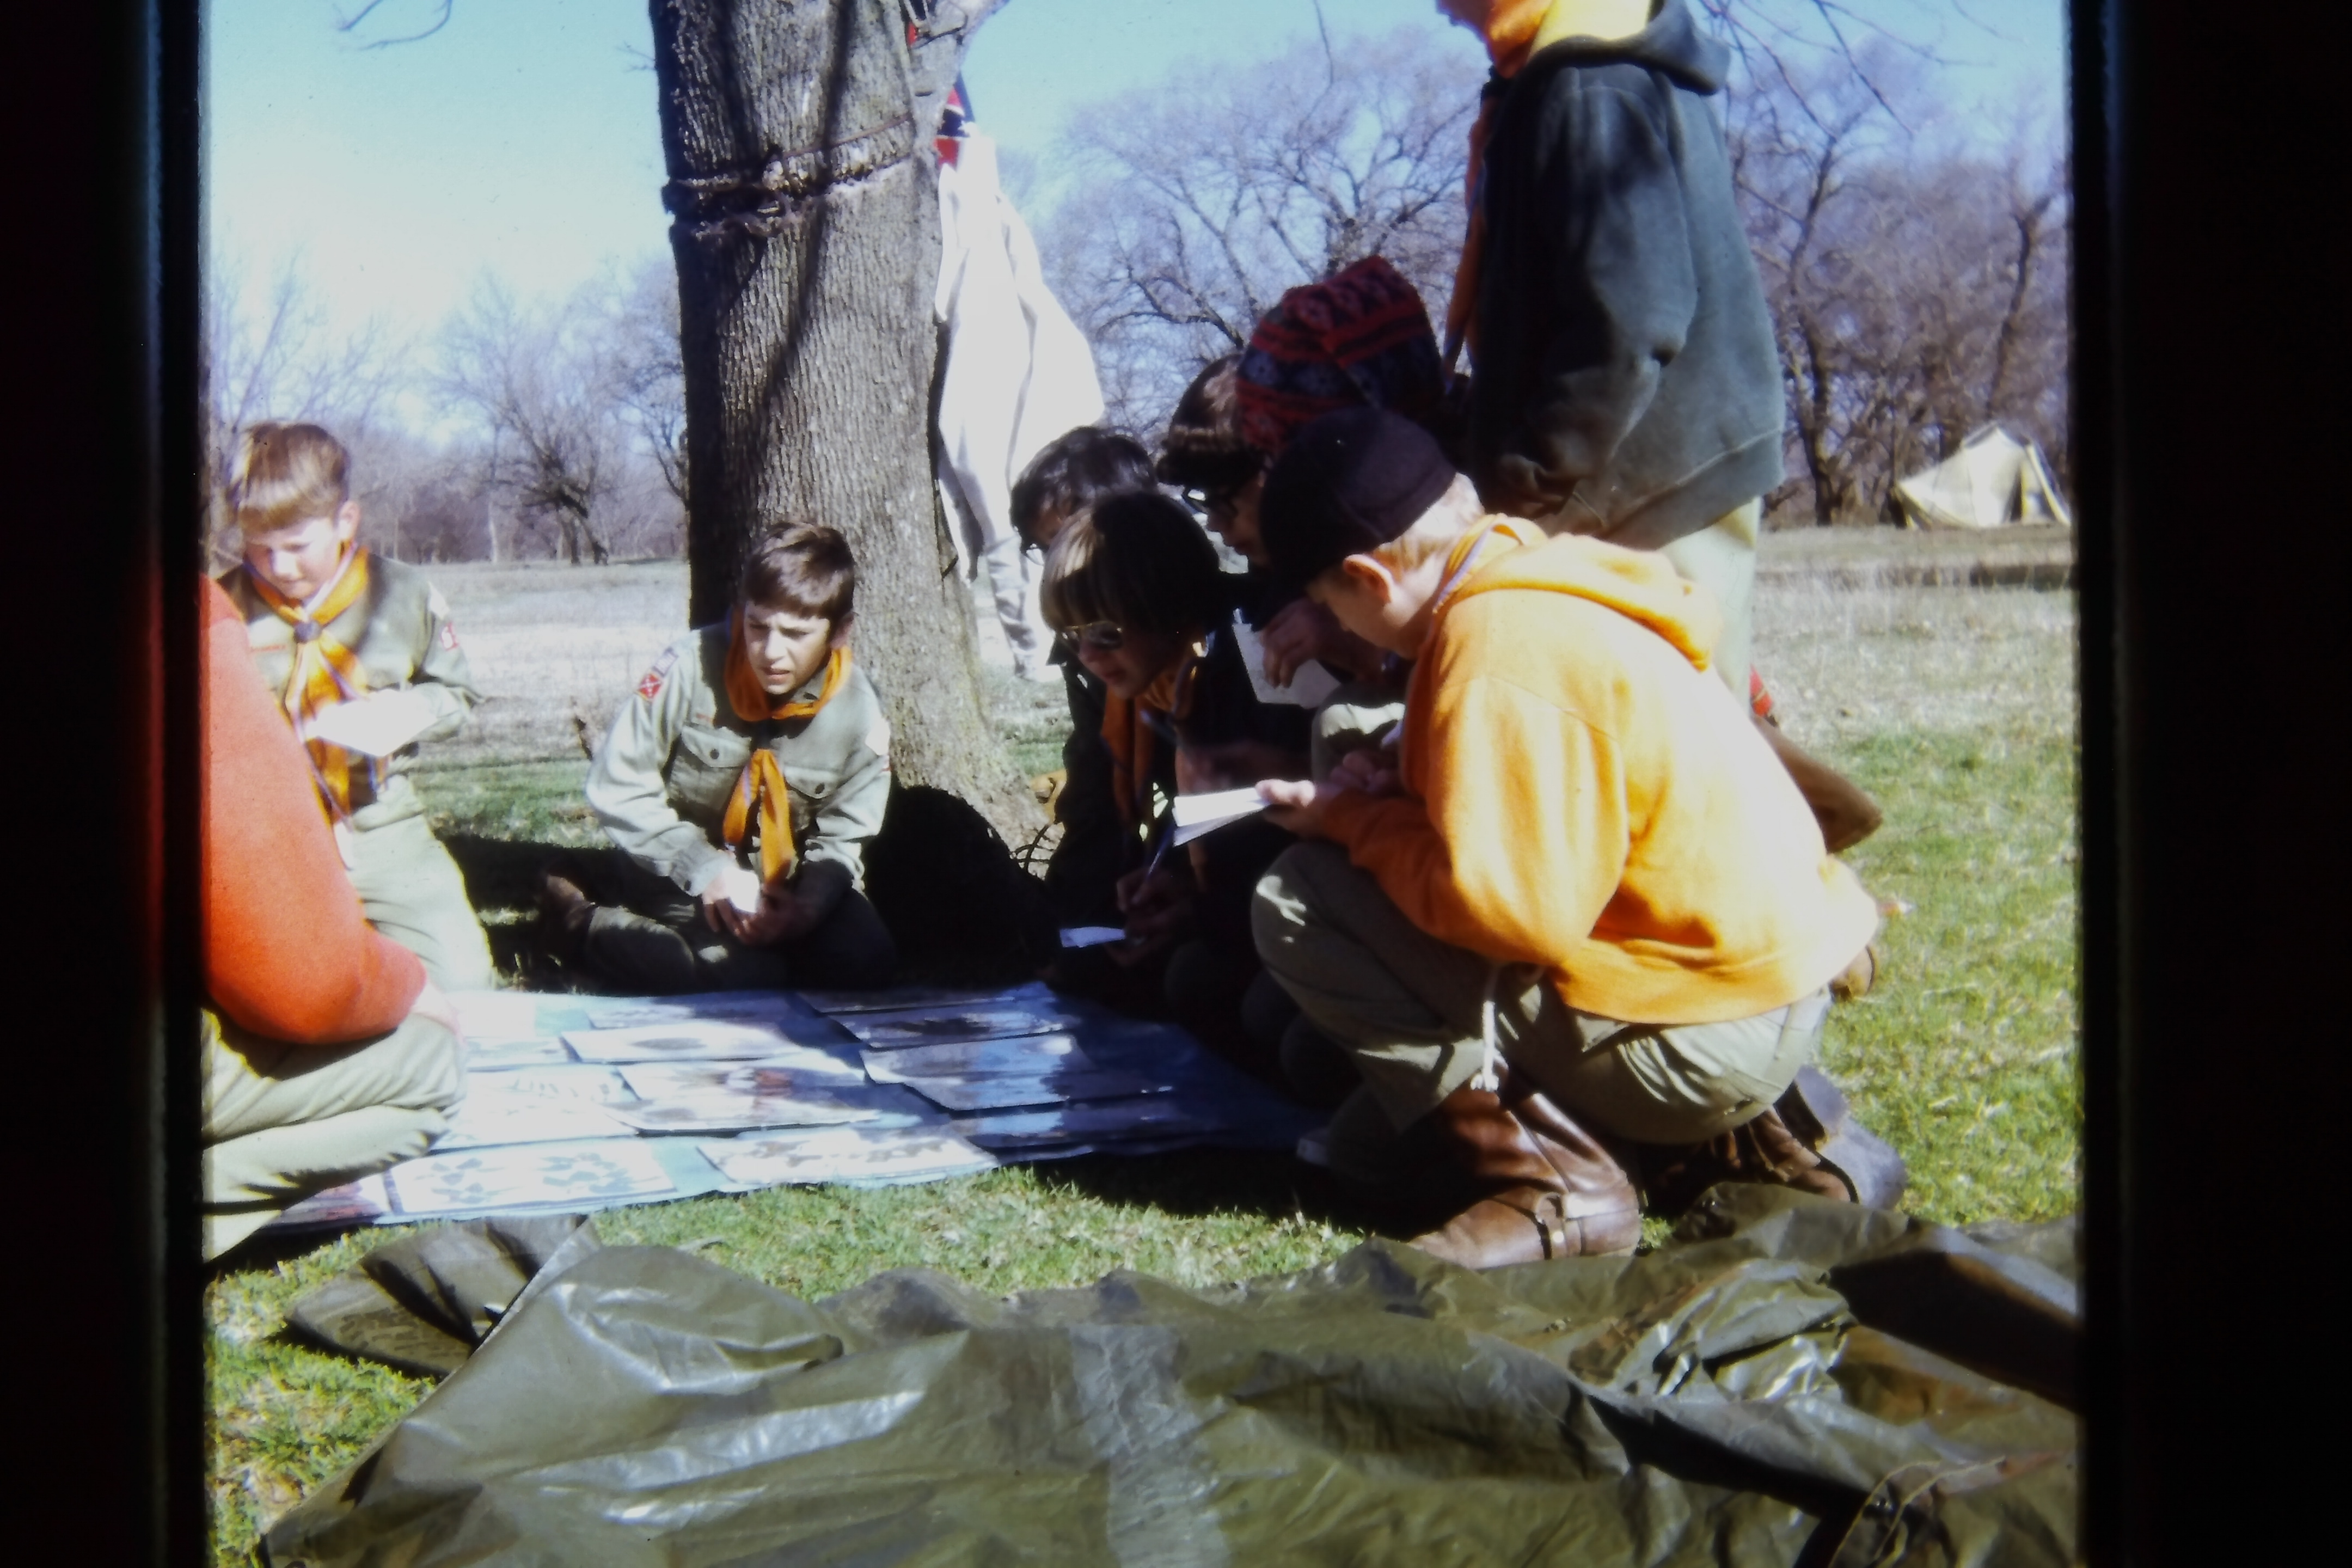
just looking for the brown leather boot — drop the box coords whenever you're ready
[1636,1104,1859,1218]
[535,863,598,967]
[1406,1070,1641,1269]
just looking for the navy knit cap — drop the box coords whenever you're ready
[1258,407,1459,594]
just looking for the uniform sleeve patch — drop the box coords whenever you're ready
[865,715,893,759]
[439,620,461,652]
[637,647,679,701]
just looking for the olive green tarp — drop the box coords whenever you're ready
[262,1187,2077,1566]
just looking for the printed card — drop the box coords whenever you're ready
[382,1139,673,1216]
[617,1055,867,1100]
[561,1020,810,1063]
[859,1034,1091,1083]
[698,1126,996,1187]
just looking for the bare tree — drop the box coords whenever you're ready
[1731,53,2069,522]
[433,277,638,564]
[1038,25,1479,436]
[612,259,688,507]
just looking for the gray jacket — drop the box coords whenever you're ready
[217,553,480,831]
[587,623,892,903]
[1467,0,1784,547]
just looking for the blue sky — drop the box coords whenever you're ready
[207,0,2065,347]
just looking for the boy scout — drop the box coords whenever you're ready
[1251,410,1878,1269]
[217,421,495,990]
[541,524,897,993]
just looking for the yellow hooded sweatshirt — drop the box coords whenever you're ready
[1320,527,1879,1025]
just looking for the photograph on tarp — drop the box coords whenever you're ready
[200,0,2079,1558]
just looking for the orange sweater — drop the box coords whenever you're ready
[1322,529,1878,1024]
[203,578,424,1044]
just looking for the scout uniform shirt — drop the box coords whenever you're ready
[217,553,481,831]
[586,623,892,897]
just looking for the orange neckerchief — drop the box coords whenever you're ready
[720,618,853,884]
[1099,646,1204,838]
[249,544,373,818]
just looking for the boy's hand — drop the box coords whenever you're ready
[1177,740,1309,793]
[721,880,822,947]
[1329,745,1402,799]
[1260,600,1382,684]
[1258,778,1345,838]
[701,866,763,931]
[1111,863,1196,966]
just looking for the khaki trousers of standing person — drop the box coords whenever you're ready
[345,811,498,990]
[1540,498,1760,701]
[1252,842,1826,1144]
[201,1004,466,1258]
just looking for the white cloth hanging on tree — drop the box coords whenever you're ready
[933,131,1105,679]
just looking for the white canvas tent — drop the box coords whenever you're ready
[1891,425,2072,529]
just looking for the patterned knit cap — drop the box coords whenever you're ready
[1236,256,1445,456]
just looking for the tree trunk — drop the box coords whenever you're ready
[648,0,1038,841]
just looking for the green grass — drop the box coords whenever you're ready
[207,551,2083,1564]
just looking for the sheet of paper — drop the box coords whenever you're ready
[465,1036,577,1069]
[1171,787,1271,847]
[796,982,1053,1015]
[382,1138,674,1216]
[895,1070,1173,1113]
[605,1092,886,1134]
[837,1007,1085,1048]
[699,1126,996,1187]
[561,1020,808,1063]
[467,1064,636,1102]
[1059,926,1127,948]
[306,686,441,757]
[267,1174,391,1230]
[571,991,812,1030]
[433,1085,641,1149]
[1230,611,1343,707]
[618,1055,867,1100]
[860,1034,1091,1083]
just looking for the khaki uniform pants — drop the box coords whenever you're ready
[201,1004,465,1258]
[1253,843,1825,1144]
[346,812,496,990]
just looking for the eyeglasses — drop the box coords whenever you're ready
[1180,485,1244,516]
[1058,621,1126,652]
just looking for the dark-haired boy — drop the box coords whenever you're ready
[1252,409,1879,1267]
[542,526,897,993]
[1009,428,1162,940]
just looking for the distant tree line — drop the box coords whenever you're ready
[1035,24,2069,526]
[203,12,2068,557]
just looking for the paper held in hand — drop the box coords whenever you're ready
[1230,611,1342,707]
[307,687,441,757]
[1171,787,1270,846]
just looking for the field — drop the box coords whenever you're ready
[205,526,2079,1560]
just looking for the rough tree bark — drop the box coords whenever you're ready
[647,0,1037,841]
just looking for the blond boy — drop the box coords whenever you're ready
[217,422,494,990]
[1250,409,1878,1269]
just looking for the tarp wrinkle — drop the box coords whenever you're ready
[264,1188,2077,1566]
